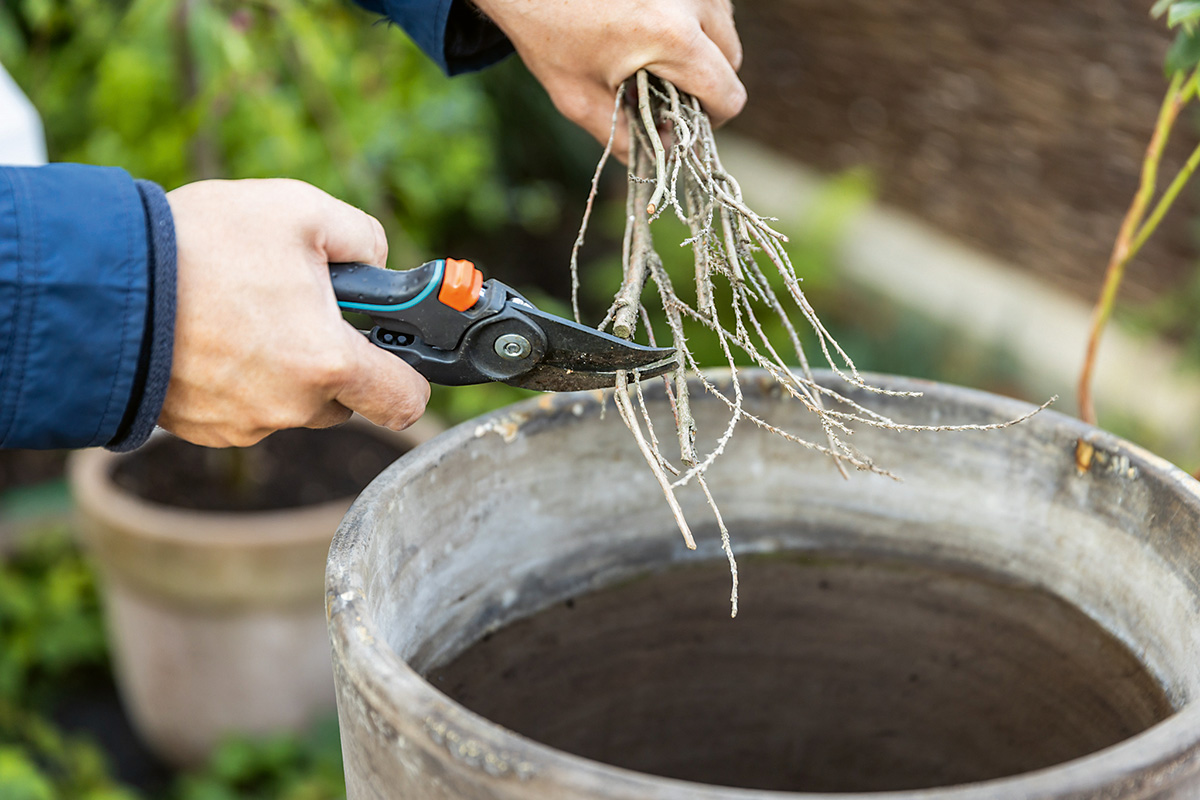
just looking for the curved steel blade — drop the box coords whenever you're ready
[504,355,678,392]
[520,306,676,370]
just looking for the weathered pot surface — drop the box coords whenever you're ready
[327,371,1200,798]
[70,415,440,767]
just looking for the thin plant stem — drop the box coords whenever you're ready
[1130,137,1200,257]
[569,81,625,323]
[1078,70,1191,423]
[636,70,667,216]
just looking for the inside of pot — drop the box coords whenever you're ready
[112,426,405,511]
[425,550,1173,794]
[348,380,1200,794]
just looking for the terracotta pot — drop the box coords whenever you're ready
[327,372,1200,798]
[69,415,440,767]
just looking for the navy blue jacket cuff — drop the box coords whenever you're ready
[0,165,151,449]
[107,180,176,452]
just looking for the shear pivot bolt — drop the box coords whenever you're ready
[495,334,532,360]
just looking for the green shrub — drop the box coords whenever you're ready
[0,0,515,262]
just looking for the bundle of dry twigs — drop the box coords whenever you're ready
[571,71,1048,617]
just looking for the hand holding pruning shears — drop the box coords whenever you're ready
[162,179,673,448]
[162,179,429,448]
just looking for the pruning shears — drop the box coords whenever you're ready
[330,259,677,391]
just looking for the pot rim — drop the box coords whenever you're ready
[69,415,442,550]
[327,371,1200,798]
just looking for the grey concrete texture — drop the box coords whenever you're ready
[327,372,1200,798]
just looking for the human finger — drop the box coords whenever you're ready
[332,326,430,431]
[549,78,633,161]
[649,32,747,127]
[309,189,389,268]
[700,3,743,71]
[610,118,631,166]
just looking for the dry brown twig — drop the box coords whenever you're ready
[570,72,1052,618]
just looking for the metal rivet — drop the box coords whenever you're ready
[495,334,532,360]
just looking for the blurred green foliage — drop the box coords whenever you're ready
[172,719,344,800]
[1,707,139,800]
[0,528,346,799]
[0,528,106,709]
[0,529,136,800]
[0,0,527,262]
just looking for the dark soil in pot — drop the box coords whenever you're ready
[427,550,1173,794]
[110,426,405,512]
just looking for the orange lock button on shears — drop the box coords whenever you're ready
[438,258,484,312]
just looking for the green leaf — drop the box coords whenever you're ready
[0,4,28,64]
[20,0,56,30]
[1165,26,1200,75]
[1168,0,1200,27]
[1153,0,1177,19]
[0,747,56,800]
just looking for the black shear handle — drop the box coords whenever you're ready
[328,260,442,312]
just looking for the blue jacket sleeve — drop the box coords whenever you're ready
[356,0,513,75]
[0,164,175,451]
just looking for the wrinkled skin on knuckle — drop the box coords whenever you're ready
[660,16,705,55]
[305,345,356,395]
[630,5,699,59]
[272,180,328,234]
[245,399,314,438]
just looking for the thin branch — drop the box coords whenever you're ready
[612,130,657,340]
[613,371,696,550]
[1078,69,1190,423]
[569,80,625,323]
[636,70,668,216]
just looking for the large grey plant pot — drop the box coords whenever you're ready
[327,372,1200,798]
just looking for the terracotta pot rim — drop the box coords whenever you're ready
[69,417,440,550]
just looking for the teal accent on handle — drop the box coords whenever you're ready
[336,260,444,313]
